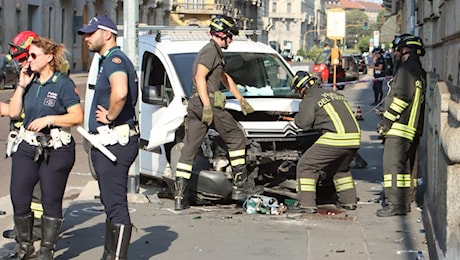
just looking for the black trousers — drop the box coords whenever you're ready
[11,140,75,218]
[372,80,383,103]
[91,135,139,225]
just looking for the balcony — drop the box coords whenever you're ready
[171,3,230,15]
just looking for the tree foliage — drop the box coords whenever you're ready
[345,10,372,49]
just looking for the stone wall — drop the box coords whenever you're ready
[399,0,460,259]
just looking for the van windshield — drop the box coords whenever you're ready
[315,50,331,64]
[169,52,296,98]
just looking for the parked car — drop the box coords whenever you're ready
[311,49,346,88]
[342,54,359,81]
[353,54,367,74]
[0,54,19,90]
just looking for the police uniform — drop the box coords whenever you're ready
[294,87,361,210]
[11,72,79,219]
[89,46,139,225]
[372,53,385,105]
[379,54,426,215]
[176,39,246,188]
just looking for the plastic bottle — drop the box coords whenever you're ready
[416,250,425,260]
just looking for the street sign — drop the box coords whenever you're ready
[327,9,346,39]
[373,31,380,49]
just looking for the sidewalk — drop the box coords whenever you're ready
[0,74,429,260]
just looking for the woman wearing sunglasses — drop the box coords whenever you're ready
[8,36,83,260]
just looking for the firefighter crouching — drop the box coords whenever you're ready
[376,34,426,217]
[291,71,361,214]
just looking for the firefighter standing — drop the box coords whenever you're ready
[78,15,139,259]
[376,34,426,217]
[173,15,262,211]
[291,71,361,213]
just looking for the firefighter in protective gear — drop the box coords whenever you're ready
[376,34,426,217]
[291,71,361,214]
[173,15,261,211]
[2,30,44,243]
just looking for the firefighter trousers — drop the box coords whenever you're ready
[382,137,418,207]
[296,143,358,207]
[177,96,245,180]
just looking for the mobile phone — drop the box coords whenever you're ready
[27,66,33,76]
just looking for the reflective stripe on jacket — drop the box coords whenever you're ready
[294,87,361,148]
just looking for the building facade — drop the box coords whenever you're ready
[386,0,460,259]
[0,0,262,71]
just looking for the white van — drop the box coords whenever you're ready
[83,27,319,203]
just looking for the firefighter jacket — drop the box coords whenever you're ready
[294,87,361,148]
[382,54,426,141]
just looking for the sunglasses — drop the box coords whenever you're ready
[29,53,47,60]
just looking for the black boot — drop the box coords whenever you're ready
[174,177,190,211]
[102,219,111,259]
[35,216,63,260]
[102,223,132,260]
[13,213,35,259]
[231,166,264,201]
[376,204,407,217]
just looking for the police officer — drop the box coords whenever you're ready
[2,31,44,243]
[371,47,385,106]
[376,34,426,217]
[291,71,361,213]
[9,36,83,260]
[174,15,262,211]
[78,15,139,259]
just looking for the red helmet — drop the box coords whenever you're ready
[9,30,38,61]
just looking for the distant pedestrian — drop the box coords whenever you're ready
[78,15,139,258]
[376,34,426,217]
[8,36,83,259]
[290,71,360,214]
[371,47,385,106]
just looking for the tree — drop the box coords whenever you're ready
[345,10,372,49]
[356,35,372,53]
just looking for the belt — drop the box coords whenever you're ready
[19,127,72,148]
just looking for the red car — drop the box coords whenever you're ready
[312,50,346,89]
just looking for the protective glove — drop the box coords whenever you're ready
[202,106,213,126]
[377,119,391,135]
[241,98,254,116]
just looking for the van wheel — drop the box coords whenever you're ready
[337,85,345,90]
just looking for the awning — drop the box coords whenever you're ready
[380,15,400,44]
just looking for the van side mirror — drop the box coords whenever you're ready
[142,85,169,105]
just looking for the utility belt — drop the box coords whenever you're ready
[19,127,72,148]
[192,91,226,109]
[90,124,139,147]
[6,127,72,161]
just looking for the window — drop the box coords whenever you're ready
[287,3,291,13]
[272,2,277,12]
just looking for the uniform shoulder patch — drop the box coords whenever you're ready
[112,57,122,64]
